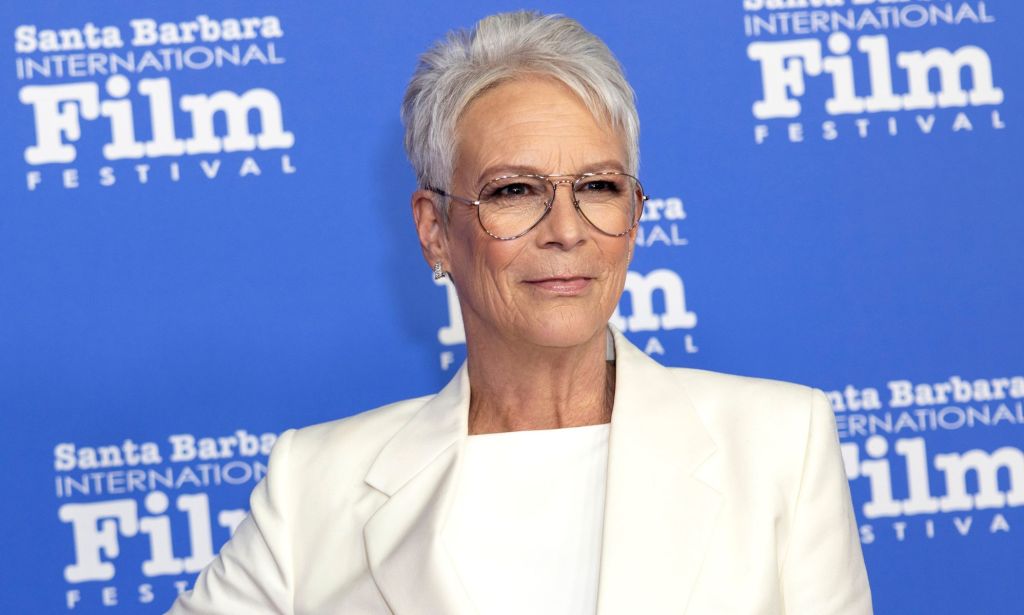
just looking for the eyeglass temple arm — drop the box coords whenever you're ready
[426,186,480,206]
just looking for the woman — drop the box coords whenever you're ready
[168,11,871,615]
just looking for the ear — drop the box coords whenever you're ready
[411,189,449,269]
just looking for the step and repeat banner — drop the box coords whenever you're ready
[1,1,1020,613]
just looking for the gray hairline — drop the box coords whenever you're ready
[401,12,640,227]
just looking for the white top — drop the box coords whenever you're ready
[442,422,611,615]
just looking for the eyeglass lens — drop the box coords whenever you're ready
[477,174,641,238]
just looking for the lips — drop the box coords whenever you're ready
[523,276,594,294]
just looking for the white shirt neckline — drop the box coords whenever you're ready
[444,421,611,615]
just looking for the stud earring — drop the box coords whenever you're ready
[433,262,446,280]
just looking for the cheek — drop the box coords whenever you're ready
[452,232,525,310]
[599,238,631,272]
[605,270,626,305]
[598,243,631,306]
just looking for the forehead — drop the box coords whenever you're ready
[453,76,627,184]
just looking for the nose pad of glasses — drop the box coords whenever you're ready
[550,180,580,208]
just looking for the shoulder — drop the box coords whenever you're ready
[668,366,829,426]
[671,366,816,408]
[665,366,835,471]
[268,394,434,485]
[292,393,434,459]
[295,394,432,446]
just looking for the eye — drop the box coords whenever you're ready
[578,179,621,193]
[497,182,533,197]
[482,180,542,200]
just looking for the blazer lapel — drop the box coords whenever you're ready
[360,328,720,615]
[362,366,477,615]
[597,328,722,614]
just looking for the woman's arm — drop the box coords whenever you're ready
[166,429,297,615]
[780,389,873,614]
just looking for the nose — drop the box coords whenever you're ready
[533,179,587,249]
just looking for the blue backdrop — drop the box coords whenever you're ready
[1,1,1021,613]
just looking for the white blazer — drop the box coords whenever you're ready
[168,328,872,614]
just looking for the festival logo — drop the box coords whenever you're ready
[743,0,1007,143]
[826,374,1023,545]
[55,429,277,609]
[14,14,296,191]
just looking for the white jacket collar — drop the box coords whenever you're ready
[363,327,721,614]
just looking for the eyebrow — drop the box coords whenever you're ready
[474,160,627,187]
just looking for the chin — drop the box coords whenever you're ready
[517,312,608,350]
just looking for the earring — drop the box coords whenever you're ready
[433,262,446,280]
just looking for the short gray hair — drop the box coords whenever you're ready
[401,11,640,225]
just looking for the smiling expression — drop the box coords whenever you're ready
[435,75,637,350]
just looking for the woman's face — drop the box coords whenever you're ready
[426,75,636,351]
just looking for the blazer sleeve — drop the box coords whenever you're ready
[780,389,873,615]
[166,429,297,615]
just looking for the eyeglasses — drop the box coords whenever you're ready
[428,171,647,240]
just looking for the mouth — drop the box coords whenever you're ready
[523,276,594,295]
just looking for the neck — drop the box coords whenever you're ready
[464,327,614,435]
